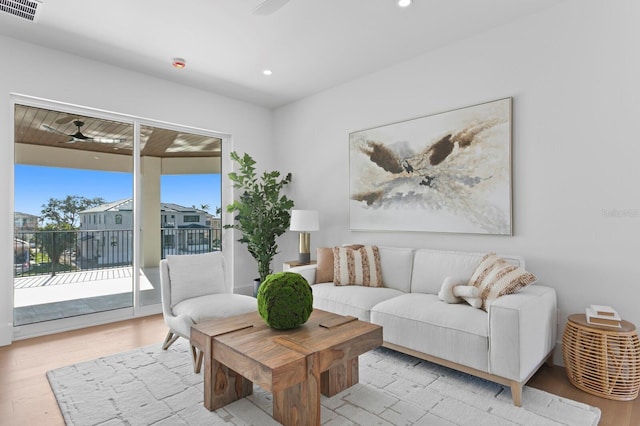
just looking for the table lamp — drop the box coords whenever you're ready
[289,210,319,264]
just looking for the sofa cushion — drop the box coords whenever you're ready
[410,249,525,295]
[370,293,489,372]
[311,283,403,321]
[469,253,537,311]
[333,245,383,287]
[378,246,414,293]
[172,293,256,324]
[167,252,227,307]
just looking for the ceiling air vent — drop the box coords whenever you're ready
[0,0,42,22]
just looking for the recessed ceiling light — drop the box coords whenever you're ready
[172,58,186,69]
[263,69,273,76]
[397,0,412,7]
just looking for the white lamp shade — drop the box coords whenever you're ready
[290,210,319,231]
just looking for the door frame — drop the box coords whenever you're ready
[9,93,229,340]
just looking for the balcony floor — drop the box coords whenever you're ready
[13,267,161,326]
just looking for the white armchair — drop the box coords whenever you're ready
[159,251,256,372]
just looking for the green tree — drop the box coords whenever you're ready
[191,204,210,212]
[225,152,294,283]
[40,223,73,275]
[40,195,106,228]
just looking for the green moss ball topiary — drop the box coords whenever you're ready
[257,272,313,329]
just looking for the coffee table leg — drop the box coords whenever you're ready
[321,357,359,397]
[273,353,321,426]
[204,358,253,411]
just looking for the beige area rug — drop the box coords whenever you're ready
[47,339,600,426]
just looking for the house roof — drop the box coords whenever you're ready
[81,199,132,213]
[80,199,210,215]
[14,212,40,219]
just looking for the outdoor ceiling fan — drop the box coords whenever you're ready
[252,0,290,15]
[42,120,126,144]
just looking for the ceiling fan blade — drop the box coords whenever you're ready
[43,122,128,145]
[42,124,70,136]
[252,0,289,16]
[91,137,127,144]
[55,115,78,125]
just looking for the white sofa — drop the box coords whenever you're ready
[289,247,557,406]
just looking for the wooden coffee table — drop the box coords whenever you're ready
[191,309,382,426]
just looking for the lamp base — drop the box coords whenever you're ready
[298,252,311,264]
[298,232,311,264]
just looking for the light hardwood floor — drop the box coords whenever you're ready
[0,314,637,425]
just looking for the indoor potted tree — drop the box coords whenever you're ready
[225,151,294,294]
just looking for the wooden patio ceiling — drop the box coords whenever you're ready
[14,104,221,158]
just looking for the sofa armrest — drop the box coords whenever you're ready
[487,285,557,382]
[288,264,318,285]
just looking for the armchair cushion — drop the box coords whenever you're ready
[167,252,227,307]
[172,293,256,324]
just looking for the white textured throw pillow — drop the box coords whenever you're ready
[438,277,482,308]
[333,245,383,287]
[468,253,537,311]
[438,277,464,304]
[167,251,227,307]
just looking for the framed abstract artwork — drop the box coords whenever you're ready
[349,97,512,235]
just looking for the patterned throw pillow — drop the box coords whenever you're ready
[333,245,383,287]
[316,245,364,283]
[468,253,537,311]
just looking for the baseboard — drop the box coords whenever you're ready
[552,341,565,366]
[234,285,253,297]
[0,322,13,346]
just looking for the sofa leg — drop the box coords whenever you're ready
[510,382,523,407]
[162,331,179,350]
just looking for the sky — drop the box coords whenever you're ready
[14,165,222,216]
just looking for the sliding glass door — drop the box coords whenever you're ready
[13,104,135,326]
[12,98,223,336]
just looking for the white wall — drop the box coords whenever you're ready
[274,0,640,361]
[0,35,273,344]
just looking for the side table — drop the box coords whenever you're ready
[282,260,316,271]
[562,313,640,400]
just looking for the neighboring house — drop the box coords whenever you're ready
[78,199,134,266]
[79,199,218,264]
[14,212,39,239]
[13,213,39,273]
[158,202,219,256]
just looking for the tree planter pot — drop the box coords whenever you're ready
[253,278,261,298]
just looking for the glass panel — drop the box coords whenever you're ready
[138,124,222,307]
[13,104,134,326]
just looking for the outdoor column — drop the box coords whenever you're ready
[141,156,161,268]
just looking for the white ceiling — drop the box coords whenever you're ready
[0,0,564,108]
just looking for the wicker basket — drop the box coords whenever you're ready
[562,313,640,401]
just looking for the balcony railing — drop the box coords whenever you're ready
[160,227,221,257]
[14,227,222,277]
